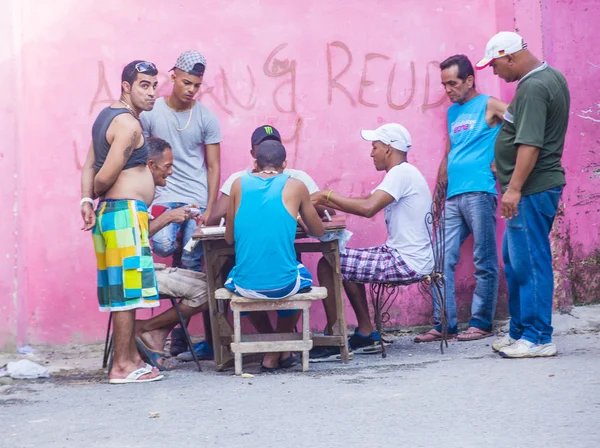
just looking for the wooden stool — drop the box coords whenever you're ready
[215,287,327,375]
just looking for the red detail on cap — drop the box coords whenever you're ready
[476,59,494,70]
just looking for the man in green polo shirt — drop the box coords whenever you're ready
[476,31,570,358]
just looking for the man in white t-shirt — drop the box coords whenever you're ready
[208,125,320,224]
[310,123,434,361]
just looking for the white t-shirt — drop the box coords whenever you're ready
[373,163,434,275]
[220,168,320,196]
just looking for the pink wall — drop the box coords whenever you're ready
[0,0,597,347]
[539,0,600,308]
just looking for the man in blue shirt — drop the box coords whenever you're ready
[224,140,324,371]
[415,55,507,343]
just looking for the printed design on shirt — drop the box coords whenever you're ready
[451,115,477,134]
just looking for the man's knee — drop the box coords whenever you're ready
[151,234,177,257]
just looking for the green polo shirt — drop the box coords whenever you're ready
[494,63,570,195]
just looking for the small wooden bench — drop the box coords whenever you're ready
[215,287,327,374]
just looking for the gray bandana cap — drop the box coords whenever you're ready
[171,50,207,77]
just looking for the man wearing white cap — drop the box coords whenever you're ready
[476,31,570,358]
[309,124,433,360]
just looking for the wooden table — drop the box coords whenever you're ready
[192,215,350,371]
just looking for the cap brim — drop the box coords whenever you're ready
[360,130,379,141]
[252,134,281,146]
[475,57,494,70]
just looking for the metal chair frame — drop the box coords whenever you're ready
[369,182,448,357]
[102,295,202,372]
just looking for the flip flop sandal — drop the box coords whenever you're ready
[108,365,164,384]
[259,361,281,373]
[278,353,299,369]
[135,338,175,371]
[413,329,457,343]
[456,328,493,341]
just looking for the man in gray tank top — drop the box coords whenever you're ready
[80,60,163,384]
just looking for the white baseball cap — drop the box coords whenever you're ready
[360,123,412,152]
[475,31,528,70]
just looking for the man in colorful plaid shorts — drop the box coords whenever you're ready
[80,60,163,384]
[309,124,434,361]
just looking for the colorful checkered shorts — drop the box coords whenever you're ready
[340,245,422,284]
[92,199,159,312]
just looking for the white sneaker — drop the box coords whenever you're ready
[499,339,557,358]
[492,334,517,352]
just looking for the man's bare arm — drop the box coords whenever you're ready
[81,144,97,199]
[81,144,97,231]
[94,117,140,196]
[224,179,240,245]
[201,143,221,225]
[437,138,451,185]
[298,185,324,237]
[206,193,229,226]
[312,189,394,218]
[487,97,508,125]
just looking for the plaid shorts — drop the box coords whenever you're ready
[340,245,421,284]
[92,199,159,312]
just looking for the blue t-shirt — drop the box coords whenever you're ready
[446,94,500,199]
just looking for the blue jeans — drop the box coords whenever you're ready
[435,192,498,334]
[504,187,562,344]
[150,202,204,272]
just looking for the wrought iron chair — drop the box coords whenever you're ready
[369,181,448,357]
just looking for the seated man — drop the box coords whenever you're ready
[309,123,434,361]
[207,125,331,338]
[134,137,210,369]
[224,140,324,372]
[209,124,325,223]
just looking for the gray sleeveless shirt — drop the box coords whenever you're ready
[92,107,148,171]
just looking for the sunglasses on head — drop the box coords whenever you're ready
[129,61,157,77]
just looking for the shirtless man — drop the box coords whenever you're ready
[80,60,162,384]
[134,137,210,370]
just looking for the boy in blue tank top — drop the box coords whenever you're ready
[224,140,324,371]
[415,55,507,344]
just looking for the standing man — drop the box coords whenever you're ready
[310,124,434,361]
[140,50,221,359]
[476,32,570,358]
[80,60,163,383]
[140,50,222,271]
[414,55,506,343]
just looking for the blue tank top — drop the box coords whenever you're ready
[91,107,149,171]
[446,94,500,199]
[229,174,298,291]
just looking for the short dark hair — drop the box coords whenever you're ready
[256,140,286,169]
[147,137,172,161]
[440,54,476,88]
[121,60,158,87]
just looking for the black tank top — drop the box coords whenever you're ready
[91,107,149,171]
